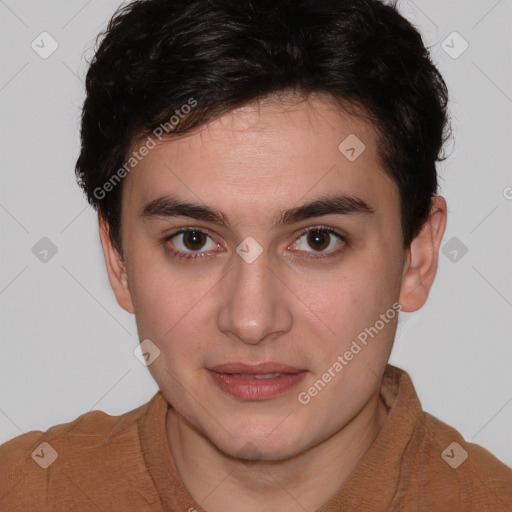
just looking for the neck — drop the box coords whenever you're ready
[166,391,389,512]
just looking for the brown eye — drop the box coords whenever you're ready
[167,228,219,259]
[306,229,331,251]
[290,226,346,258]
[182,230,208,251]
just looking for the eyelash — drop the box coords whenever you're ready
[162,225,347,263]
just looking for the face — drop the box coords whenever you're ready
[107,93,410,460]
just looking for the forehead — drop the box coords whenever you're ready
[122,93,398,226]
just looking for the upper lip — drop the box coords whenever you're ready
[208,362,304,374]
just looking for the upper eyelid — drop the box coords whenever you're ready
[296,225,345,237]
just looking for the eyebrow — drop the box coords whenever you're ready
[140,193,374,229]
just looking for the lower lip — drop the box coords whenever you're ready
[206,370,308,400]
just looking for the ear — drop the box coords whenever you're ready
[399,196,447,312]
[98,213,135,314]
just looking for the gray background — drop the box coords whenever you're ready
[1,0,511,467]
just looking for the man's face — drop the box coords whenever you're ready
[118,93,406,460]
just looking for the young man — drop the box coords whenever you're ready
[1,0,511,510]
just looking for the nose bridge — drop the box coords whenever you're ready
[216,246,292,345]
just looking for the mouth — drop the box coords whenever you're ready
[206,362,308,400]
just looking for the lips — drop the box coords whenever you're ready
[206,362,308,400]
[232,373,282,379]
[208,362,304,374]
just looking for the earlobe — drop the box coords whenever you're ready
[98,213,135,314]
[399,196,447,312]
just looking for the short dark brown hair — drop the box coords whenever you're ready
[75,0,450,256]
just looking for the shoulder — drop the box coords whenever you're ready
[420,411,512,509]
[383,365,512,509]
[0,397,156,510]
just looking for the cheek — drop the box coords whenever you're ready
[301,261,392,325]
[125,242,189,329]
[127,263,189,343]
[293,253,400,361]
[128,264,218,367]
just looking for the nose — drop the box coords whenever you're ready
[216,246,293,345]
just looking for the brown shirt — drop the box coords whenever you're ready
[1,364,511,511]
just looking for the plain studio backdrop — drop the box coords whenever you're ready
[1,0,511,467]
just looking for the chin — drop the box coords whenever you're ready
[221,439,305,463]
[210,421,310,462]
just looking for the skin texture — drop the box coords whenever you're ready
[99,93,447,512]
